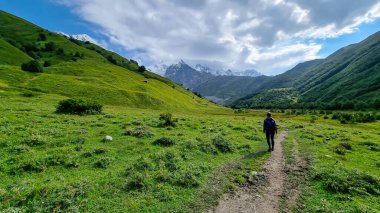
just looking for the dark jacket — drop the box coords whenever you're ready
[263,117,277,133]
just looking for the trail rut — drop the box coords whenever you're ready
[209,132,287,213]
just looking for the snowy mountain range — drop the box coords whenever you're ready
[150,60,262,77]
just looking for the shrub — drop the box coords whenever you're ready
[124,126,153,138]
[82,148,106,158]
[212,134,234,153]
[21,135,46,147]
[199,141,218,154]
[56,48,65,55]
[21,60,43,73]
[153,137,175,147]
[21,42,39,52]
[334,142,351,155]
[360,141,380,151]
[44,154,66,166]
[15,160,46,173]
[94,157,113,169]
[332,112,379,124]
[138,65,146,73]
[56,98,102,115]
[44,42,57,51]
[43,61,51,67]
[125,157,154,176]
[21,91,37,97]
[159,113,177,127]
[38,33,47,41]
[174,166,200,187]
[65,157,80,168]
[107,55,117,64]
[124,172,150,191]
[153,151,180,171]
[339,142,352,150]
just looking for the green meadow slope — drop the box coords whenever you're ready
[0,10,222,112]
[232,32,380,108]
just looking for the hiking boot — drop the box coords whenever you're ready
[272,147,274,151]
[267,148,272,152]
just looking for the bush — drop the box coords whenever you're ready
[44,42,56,51]
[334,142,352,155]
[138,65,146,73]
[331,112,379,124]
[199,141,218,154]
[56,48,65,55]
[153,151,180,171]
[39,33,47,41]
[174,166,201,187]
[56,98,102,115]
[124,172,150,191]
[159,113,177,127]
[15,160,46,173]
[21,60,43,73]
[82,148,106,158]
[153,137,175,147]
[43,61,51,67]
[94,157,113,169]
[124,126,153,138]
[339,142,352,150]
[21,135,46,147]
[212,134,234,153]
[125,157,153,176]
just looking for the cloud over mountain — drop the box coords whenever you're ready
[59,0,380,75]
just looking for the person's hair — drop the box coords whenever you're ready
[267,112,271,117]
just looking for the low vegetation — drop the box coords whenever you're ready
[21,60,43,73]
[56,98,103,115]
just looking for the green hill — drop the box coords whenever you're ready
[0,10,222,112]
[232,32,380,109]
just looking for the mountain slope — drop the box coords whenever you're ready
[165,60,214,90]
[0,10,222,112]
[295,32,380,102]
[232,31,380,108]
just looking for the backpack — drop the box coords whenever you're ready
[265,118,276,131]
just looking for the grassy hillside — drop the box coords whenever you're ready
[0,10,223,112]
[232,32,380,109]
[0,37,31,65]
[296,32,380,103]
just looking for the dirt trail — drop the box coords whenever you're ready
[209,132,287,213]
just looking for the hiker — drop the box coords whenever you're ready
[263,112,277,151]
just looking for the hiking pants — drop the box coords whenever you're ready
[266,132,275,149]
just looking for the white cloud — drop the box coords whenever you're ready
[57,0,380,75]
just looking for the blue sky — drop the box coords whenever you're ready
[1,0,380,75]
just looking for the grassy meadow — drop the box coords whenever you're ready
[0,90,273,212]
[281,112,380,212]
[0,89,379,212]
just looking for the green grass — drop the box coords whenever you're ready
[0,37,31,65]
[0,92,271,212]
[281,113,380,212]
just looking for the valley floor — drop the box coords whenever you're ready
[0,90,379,212]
